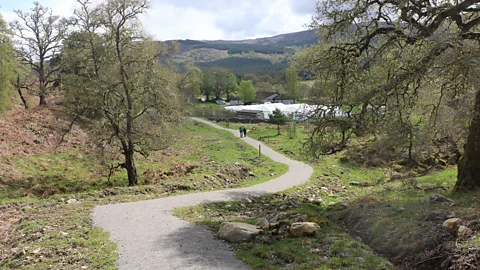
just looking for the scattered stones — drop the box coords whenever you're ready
[255,218,269,229]
[457,226,473,237]
[218,222,261,243]
[429,194,454,203]
[289,222,320,237]
[443,218,462,232]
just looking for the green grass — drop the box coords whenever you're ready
[173,197,394,269]
[198,102,224,108]
[175,122,480,269]
[1,121,287,200]
[1,199,117,270]
[1,120,290,269]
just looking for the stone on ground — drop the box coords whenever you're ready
[457,225,473,237]
[429,194,454,203]
[289,222,320,237]
[218,222,261,243]
[443,218,462,232]
[255,218,269,229]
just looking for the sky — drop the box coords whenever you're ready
[0,0,318,41]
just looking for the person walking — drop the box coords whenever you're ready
[243,126,247,137]
[239,126,244,138]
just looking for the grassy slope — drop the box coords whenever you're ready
[175,122,479,269]
[1,121,287,199]
[0,121,288,269]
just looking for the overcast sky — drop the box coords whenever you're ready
[0,0,317,40]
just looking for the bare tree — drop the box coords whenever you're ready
[10,2,67,105]
[63,0,181,186]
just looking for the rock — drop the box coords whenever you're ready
[33,139,43,145]
[218,222,261,243]
[248,171,255,177]
[457,226,473,237]
[66,198,78,204]
[429,194,454,203]
[308,198,322,205]
[336,200,350,210]
[443,218,462,232]
[349,181,361,186]
[268,212,287,223]
[289,222,320,237]
[256,218,269,229]
[320,187,329,192]
[447,213,456,219]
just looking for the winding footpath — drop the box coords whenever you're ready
[93,118,314,269]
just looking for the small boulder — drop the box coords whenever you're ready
[256,218,269,229]
[66,198,78,204]
[218,222,261,243]
[443,218,462,232]
[289,222,320,237]
[429,194,454,203]
[457,226,473,237]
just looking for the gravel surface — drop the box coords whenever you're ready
[93,118,314,269]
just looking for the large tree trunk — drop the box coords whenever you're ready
[455,90,480,191]
[39,93,47,105]
[124,147,138,186]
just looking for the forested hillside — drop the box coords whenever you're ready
[196,57,288,77]
[167,30,318,77]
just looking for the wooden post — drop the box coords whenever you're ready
[259,144,261,158]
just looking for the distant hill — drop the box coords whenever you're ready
[164,30,319,77]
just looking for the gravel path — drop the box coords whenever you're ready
[93,118,314,269]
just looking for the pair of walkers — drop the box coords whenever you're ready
[239,126,247,138]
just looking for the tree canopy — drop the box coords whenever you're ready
[0,13,16,113]
[269,108,288,135]
[238,80,256,104]
[299,0,480,190]
[63,0,181,186]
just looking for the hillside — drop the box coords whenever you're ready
[165,30,319,77]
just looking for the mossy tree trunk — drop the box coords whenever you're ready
[455,90,480,191]
[124,145,138,186]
